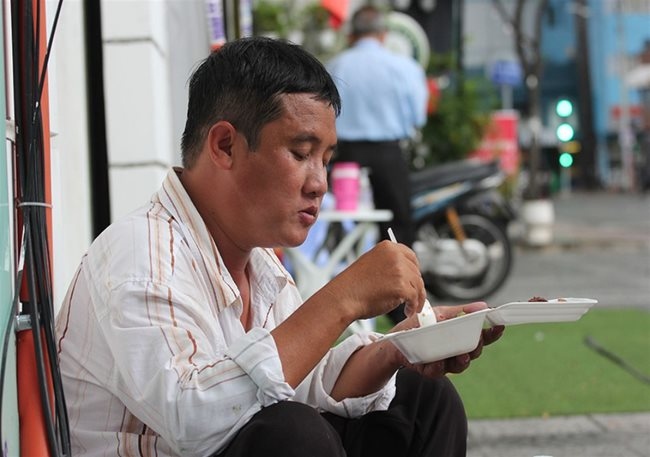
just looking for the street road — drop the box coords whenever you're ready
[444,191,650,310]
[486,243,650,310]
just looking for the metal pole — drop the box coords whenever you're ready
[573,0,598,188]
[501,84,513,110]
[617,0,635,191]
[223,0,239,41]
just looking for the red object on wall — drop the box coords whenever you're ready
[609,104,644,120]
[18,330,53,457]
[321,0,349,29]
[427,78,440,114]
[470,110,520,176]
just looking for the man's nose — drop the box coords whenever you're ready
[306,167,328,197]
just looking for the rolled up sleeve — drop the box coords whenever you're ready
[293,331,397,417]
[225,327,295,405]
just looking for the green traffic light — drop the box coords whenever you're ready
[559,152,573,168]
[556,123,575,142]
[556,99,573,117]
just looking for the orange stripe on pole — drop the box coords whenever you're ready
[35,0,53,266]
[17,329,53,457]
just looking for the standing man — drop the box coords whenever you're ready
[327,4,429,322]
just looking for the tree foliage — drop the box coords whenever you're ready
[418,53,497,167]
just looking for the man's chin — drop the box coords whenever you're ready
[285,228,310,248]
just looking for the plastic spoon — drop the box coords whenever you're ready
[387,228,437,326]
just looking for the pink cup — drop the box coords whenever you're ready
[331,162,360,211]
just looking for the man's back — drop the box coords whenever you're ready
[328,37,428,141]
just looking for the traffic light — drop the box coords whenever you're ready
[551,97,580,169]
[558,140,580,168]
[555,99,573,117]
[559,152,573,168]
[556,123,574,142]
[554,98,575,142]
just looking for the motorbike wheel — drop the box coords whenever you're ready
[417,213,513,302]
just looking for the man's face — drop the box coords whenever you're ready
[229,93,337,249]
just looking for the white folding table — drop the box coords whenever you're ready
[285,209,393,333]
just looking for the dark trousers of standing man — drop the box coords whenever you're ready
[334,140,414,247]
[334,140,414,323]
[214,369,468,457]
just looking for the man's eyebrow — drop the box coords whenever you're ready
[289,133,337,153]
[290,133,321,144]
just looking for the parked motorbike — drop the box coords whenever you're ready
[293,157,515,331]
[410,159,515,302]
[315,158,515,306]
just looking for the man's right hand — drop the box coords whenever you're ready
[320,240,427,323]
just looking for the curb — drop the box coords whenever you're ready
[468,412,650,440]
[515,236,650,251]
[467,412,650,457]
[509,221,650,251]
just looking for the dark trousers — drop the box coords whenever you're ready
[214,370,468,457]
[334,140,414,247]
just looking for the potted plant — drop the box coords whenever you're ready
[418,52,496,168]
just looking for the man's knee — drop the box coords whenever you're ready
[410,373,467,426]
[265,402,343,451]
[433,376,466,420]
[221,401,345,457]
[390,370,467,452]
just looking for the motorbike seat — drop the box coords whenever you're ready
[410,159,500,195]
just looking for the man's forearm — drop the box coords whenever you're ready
[330,339,402,401]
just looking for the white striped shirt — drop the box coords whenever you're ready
[55,168,395,457]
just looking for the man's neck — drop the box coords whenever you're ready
[351,32,385,46]
[178,165,252,280]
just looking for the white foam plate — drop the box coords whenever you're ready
[485,298,598,326]
[381,309,491,365]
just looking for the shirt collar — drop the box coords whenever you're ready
[353,37,383,50]
[157,168,290,308]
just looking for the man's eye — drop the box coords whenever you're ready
[292,151,308,161]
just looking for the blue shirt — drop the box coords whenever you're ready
[327,38,428,141]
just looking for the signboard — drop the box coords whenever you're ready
[489,59,523,86]
[206,0,226,50]
[470,110,520,176]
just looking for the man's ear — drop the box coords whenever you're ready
[206,121,237,168]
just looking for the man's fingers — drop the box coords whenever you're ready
[422,360,446,378]
[445,354,471,374]
[468,342,483,360]
[483,325,505,346]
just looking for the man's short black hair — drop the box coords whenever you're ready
[181,36,341,168]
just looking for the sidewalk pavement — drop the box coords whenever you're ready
[468,191,650,457]
[468,411,650,457]
[514,190,650,249]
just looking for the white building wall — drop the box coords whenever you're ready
[48,0,93,310]
[102,0,210,220]
[463,0,519,72]
[48,0,210,311]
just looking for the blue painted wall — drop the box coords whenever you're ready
[586,1,649,134]
[465,0,650,184]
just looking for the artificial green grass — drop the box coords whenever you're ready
[376,308,650,418]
